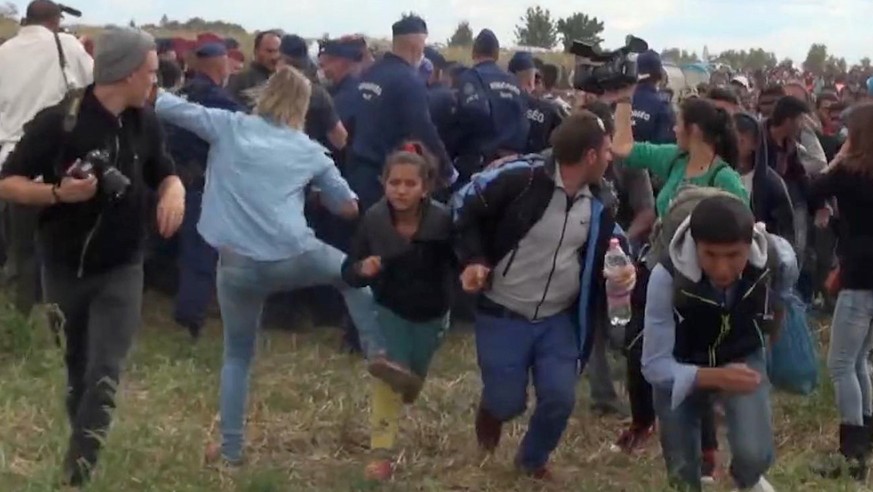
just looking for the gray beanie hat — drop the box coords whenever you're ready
[93,27,156,84]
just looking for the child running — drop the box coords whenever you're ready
[341,142,456,481]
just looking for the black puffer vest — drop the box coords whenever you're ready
[663,257,776,367]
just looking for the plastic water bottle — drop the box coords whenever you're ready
[605,238,633,327]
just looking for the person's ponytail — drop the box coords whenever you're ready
[712,107,740,168]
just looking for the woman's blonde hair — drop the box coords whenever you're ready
[244,65,311,129]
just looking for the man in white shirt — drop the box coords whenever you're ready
[0,0,92,313]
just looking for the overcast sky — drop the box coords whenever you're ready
[61,0,870,63]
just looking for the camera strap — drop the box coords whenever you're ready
[53,32,73,92]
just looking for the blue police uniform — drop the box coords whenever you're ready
[631,51,676,144]
[164,43,244,336]
[347,17,452,211]
[453,30,528,183]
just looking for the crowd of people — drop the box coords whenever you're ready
[1,1,873,490]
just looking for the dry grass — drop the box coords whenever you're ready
[0,291,865,491]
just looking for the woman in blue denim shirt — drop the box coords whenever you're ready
[154,66,413,465]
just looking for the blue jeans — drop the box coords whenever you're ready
[653,351,774,491]
[827,289,873,426]
[174,190,217,328]
[475,311,579,470]
[216,243,382,462]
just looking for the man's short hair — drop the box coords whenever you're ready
[690,195,755,245]
[550,110,607,165]
[707,86,740,106]
[541,64,560,90]
[254,30,281,50]
[581,101,615,135]
[771,96,809,126]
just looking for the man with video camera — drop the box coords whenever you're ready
[0,27,184,487]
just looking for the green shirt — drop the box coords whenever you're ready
[624,142,750,217]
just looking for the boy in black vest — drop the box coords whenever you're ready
[642,195,792,492]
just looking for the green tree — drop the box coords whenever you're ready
[0,2,18,20]
[803,43,828,74]
[514,6,558,49]
[660,48,699,65]
[825,55,847,74]
[159,14,169,27]
[745,48,777,71]
[555,12,604,52]
[128,19,136,28]
[860,57,871,71]
[448,21,474,47]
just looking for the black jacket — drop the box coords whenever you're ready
[809,165,873,290]
[748,160,796,247]
[341,198,456,322]
[0,86,176,276]
[452,154,620,368]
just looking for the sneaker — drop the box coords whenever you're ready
[701,449,719,485]
[204,442,243,468]
[475,404,503,452]
[367,357,422,397]
[609,424,654,454]
[732,476,775,492]
[364,459,394,481]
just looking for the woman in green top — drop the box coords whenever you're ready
[612,90,750,216]
[607,86,749,483]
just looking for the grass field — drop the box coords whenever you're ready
[0,290,866,491]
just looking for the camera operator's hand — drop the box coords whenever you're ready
[600,84,637,104]
[55,176,98,203]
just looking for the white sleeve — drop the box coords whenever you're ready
[60,35,94,87]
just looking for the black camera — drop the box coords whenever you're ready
[67,149,131,200]
[570,35,649,94]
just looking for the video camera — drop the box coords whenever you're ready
[570,35,649,94]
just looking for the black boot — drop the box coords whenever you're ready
[865,415,872,453]
[813,424,869,480]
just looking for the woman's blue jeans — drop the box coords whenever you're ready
[215,243,383,462]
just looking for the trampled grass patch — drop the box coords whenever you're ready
[0,291,866,491]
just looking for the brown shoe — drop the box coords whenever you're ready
[401,378,424,405]
[475,404,503,452]
[367,357,422,396]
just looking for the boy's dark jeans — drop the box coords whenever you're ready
[652,352,774,491]
[42,262,143,480]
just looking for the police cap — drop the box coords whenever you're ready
[196,42,227,58]
[508,51,535,74]
[320,39,363,62]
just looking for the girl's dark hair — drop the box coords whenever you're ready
[680,98,740,167]
[732,112,760,138]
[845,102,873,177]
[707,86,740,106]
[382,141,437,189]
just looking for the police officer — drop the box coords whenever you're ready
[164,42,244,339]
[319,37,364,136]
[508,51,563,154]
[423,46,458,157]
[453,29,528,183]
[632,50,675,143]
[278,34,347,151]
[346,15,452,210]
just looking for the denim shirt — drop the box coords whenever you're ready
[155,91,356,261]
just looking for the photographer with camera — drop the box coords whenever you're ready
[0,0,93,314]
[0,27,183,487]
